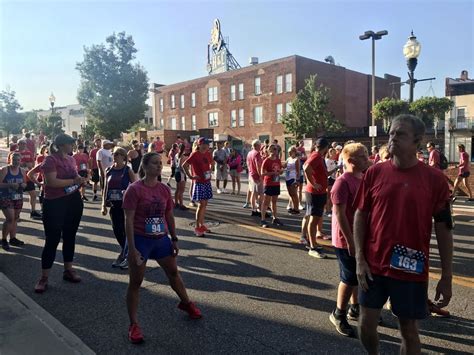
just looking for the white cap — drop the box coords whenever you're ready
[102,139,114,146]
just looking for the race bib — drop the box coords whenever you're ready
[204,171,211,180]
[79,163,87,171]
[107,189,123,201]
[390,244,426,274]
[145,217,165,236]
[11,193,22,200]
[64,185,79,194]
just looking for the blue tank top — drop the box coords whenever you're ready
[0,167,24,200]
[105,166,131,202]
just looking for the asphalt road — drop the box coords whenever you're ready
[0,179,473,354]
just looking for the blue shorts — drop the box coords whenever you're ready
[131,235,173,261]
[359,275,428,319]
[335,248,357,286]
[285,179,296,188]
[192,182,213,201]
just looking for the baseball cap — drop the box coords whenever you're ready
[54,133,76,146]
[315,137,329,149]
[197,137,210,145]
[102,139,114,146]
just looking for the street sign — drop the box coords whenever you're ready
[369,125,377,137]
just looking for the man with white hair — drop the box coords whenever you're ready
[246,139,264,217]
[97,140,115,192]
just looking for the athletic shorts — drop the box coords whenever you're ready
[299,175,304,184]
[192,182,213,202]
[459,171,470,178]
[175,171,186,183]
[171,166,176,178]
[285,179,297,188]
[132,235,173,261]
[229,169,240,178]
[305,192,327,217]
[335,248,357,286]
[215,165,228,181]
[264,185,280,196]
[91,168,100,183]
[78,170,88,178]
[24,181,35,192]
[359,275,428,320]
[249,177,263,194]
[0,199,23,210]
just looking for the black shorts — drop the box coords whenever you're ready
[24,181,35,192]
[305,192,327,217]
[328,177,336,186]
[175,171,186,183]
[264,185,280,196]
[91,168,100,183]
[171,166,176,178]
[459,171,470,178]
[78,170,88,178]
[359,275,428,319]
[335,248,357,286]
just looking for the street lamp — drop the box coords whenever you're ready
[403,31,422,102]
[359,30,388,146]
[49,93,56,112]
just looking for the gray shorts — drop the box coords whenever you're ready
[215,165,229,180]
[249,177,263,194]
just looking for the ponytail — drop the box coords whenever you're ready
[49,143,59,154]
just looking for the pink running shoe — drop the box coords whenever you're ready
[178,301,202,319]
[128,323,144,344]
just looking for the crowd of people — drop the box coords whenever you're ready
[1,115,469,350]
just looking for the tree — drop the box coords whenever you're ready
[21,111,40,133]
[38,112,64,139]
[409,97,454,138]
[281,74,343,139]
[372,98,410,132]
[76,32,149,139]
[0,89,23,146]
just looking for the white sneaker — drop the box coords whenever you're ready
[308,247,327,259]
[217,188,222,194]
[243,202,249,208]
[299,204,305,210]
[221,188,227,194]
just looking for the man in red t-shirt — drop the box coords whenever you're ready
[354,115,453,354]
[246,140,264,216]
[89,138,101,201]
[303,138,329,259]
[427,141,440,169]
[183,138,214,237]
[151,137,165,154]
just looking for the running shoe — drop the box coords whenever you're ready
[9,238,25,246]
[119,259,129,270]
[128,323,144,344]
[202,225,211,233]
[329,310,355,337]
[217,188,222,194]
[347,304,360,321]
[30,211,42,220]
[308,247,327,259]
[260,220,269,228]
[251,210,260,217]
[298,204,305,210]
[189,201,197,207]
[63,269,82,283]
[428,299,450,318]
[178,301,202,319]
[242,202,250,208]
[317,234,331,241]
[272,218,283,226]
[288,209,300,215]
[194,227,204,237]
[1,239,10,251]
[112,254,125,268]
[34,276,48,294]
[179,205,189,211]
[82,195,89,201]
[299,236,308,245]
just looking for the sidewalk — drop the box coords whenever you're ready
[0,273,95,355]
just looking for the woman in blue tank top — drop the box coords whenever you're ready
[101,147,136,269]
[0,152,27,250]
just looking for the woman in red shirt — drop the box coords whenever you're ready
[260,144,283,228]
[453,144,473,201]
[73,144,90,201]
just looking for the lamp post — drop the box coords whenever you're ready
[49,93,56,113]
[359,30,388,147]
[403,31,422,103]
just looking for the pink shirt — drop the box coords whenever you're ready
[459,151,470,174]
[73,152,89,172]
[42,154,79,200]
[429,150,440,169]
[246,149,262,181]
[122,180,173,238]
[331,173,362,249]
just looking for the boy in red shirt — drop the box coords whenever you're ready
[354,115,453,354]
[182,138,214,237]
[259,144,283,228]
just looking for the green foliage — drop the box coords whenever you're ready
[81,124,96,142]
[372,98,410,132]
[0,89,23,145]
[281,74,343,139]
[128,121,154,133]
[21,111,40,133]
[38,112,64,138]
[409,97,454,137]
[76,31,149,139]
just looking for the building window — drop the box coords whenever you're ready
[159,98,164,112]
[191,92,196,107]
[238,108,244,127]
[170,117,176,130]
[276,103,283,123]
[180,94,185,109]
[286,102,292,114]
[208,112,219,127]
[254,77,261,95]
[276,75,283,94]
[457,107,466,128]
[208,87,218,102]
[254,106,263,124]
[230,85,236,101]
[171,95,175,109]
[285,73,292,92]
[238,83,244,100]
[230,109,237,128]
[180,116,185,130]
[160,117,164,128]
[191,114,196,130]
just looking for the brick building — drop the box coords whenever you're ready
[150,55,400,152]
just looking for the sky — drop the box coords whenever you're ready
[0,0,472,111]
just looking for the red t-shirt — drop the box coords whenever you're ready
[184,150,213,183]
[89,148,99,169]
[41,154,79,200]
[153,140,164,152]
[297,146,306,162]
[35,155,46,182]
[429,149,440,169]
[19,149,34,167]
[122,180,173,238]
[9,143,18,152]
[459,151,470,174]
[246,149,262,181]
[262,157,282,186]
[26,138,35,156]
[331,173,362,249]
[354,160,450,282]
[73,152,89,172]
[304,151,328,195]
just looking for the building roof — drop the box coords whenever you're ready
[446,77,474,96]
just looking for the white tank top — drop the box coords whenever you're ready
[285,157,297,181]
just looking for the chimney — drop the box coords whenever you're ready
[249,57,259,65]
